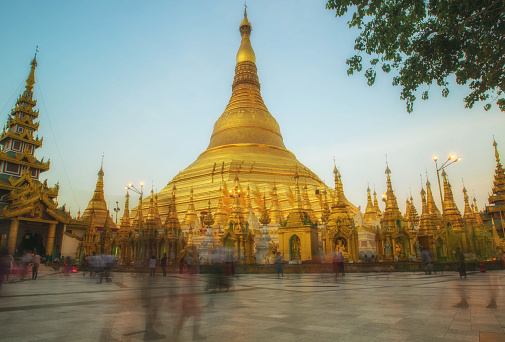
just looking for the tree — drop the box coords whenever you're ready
[326,0,505,113]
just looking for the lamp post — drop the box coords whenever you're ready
[125,182,144,230]
[433,154,461,261]
[113,201,121,225]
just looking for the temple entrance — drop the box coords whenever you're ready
[17,230,46,256]
[334,237,347,253]
[394,237,408,260]
[289,235,301,261]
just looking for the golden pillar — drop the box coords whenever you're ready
[7,218,19,255]
[46,223,57,258]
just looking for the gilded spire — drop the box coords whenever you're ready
[205,10,286,151]
[86,163,106,211]
[381,164,404,229]
[164,185,180,235]
[462,186,475,226]
[269,183,284,223]
[120,190,130,230]
[237,6,255,63]
[214,184,229,226]
[25,48,38,92]
[373,188,381,215]
[425,178,440,218]
[184,187,197,226]
[441,170,464,230]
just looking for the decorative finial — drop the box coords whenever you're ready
[493,138,500,163]
[244,1,247,17]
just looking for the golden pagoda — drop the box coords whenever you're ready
[376,165,417,261]
[0,53,70,258]
[146,9,344,225]
[322,166,359,262]
[68,164,117,257]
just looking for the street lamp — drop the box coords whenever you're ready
[433,154,461,260]
[113,201,121,225]
[125,182,144,235]
[125,182,144,198]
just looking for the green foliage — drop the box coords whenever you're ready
[326,0,505,113]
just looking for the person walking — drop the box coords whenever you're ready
[149,256,156,277]
[275,252,284,277]
[457,249,467,279]
[161,253,168,276]
[32,252,41,280]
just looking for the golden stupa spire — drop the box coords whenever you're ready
[205,9,285,151]
[120,190,130,231]
[25,47,38,92]
[425,178,440,218]
[184,187,197,226]
[462,186,475,225]
[441,170,464,230]
[164,185,181,235]
[363,186,376,225]
[384,164,399,212]
[373,188,381,215]
[269,182,284,223]
[214,184,229,226]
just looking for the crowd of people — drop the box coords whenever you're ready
[0,249,44,286]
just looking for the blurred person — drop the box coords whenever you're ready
[20,250,33,280]
[149,255,156,277]
[275,252,284,277]
[338,251,345,277]
[161,253,167,276]
[332,252,339,279]
[179,256,185,274]
[32,251,40,280]
[186,254,194,274]
[172,272,205,341]
[457,248,467,279]
[63,256,71,276]
[141,275,165,341]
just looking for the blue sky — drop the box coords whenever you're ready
[0,1,503,219]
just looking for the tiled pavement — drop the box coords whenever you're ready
[0,266,504,342]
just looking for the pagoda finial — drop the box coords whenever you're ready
[493,138,500,163]
[25,47,38,92]
[237,5,254,63]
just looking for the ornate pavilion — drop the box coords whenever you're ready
[0,53,71,258]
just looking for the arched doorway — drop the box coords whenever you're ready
[289,235,301,261]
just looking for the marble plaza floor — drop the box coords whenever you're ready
[0,266,504,342]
